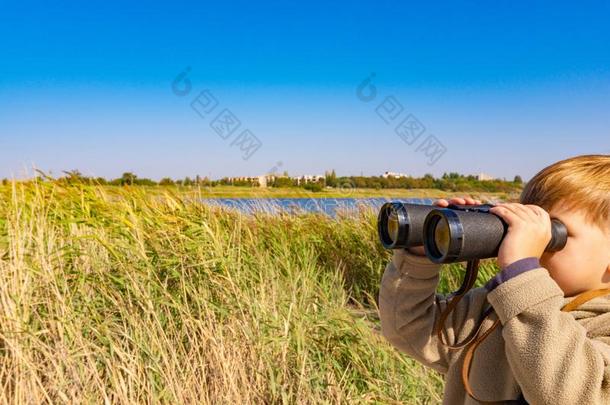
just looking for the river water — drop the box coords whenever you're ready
[201,197,435,216]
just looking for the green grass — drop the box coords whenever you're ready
[0,182,499,403]
[97,184,515,200]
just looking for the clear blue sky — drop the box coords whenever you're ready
[1,0,609,181]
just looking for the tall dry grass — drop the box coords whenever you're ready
[0,181,497,403]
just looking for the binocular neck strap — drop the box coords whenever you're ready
[461,285,610,404]
[560,287,610,312]
[435,259,483,349]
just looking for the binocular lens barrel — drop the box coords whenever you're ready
[377,202,437,249]
[423,207,568,264]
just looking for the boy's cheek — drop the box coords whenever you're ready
[542,251,586,295]
[539,251,557,271]
[541,252,565,280]
[541,236,575,271]
[543,258,574,293]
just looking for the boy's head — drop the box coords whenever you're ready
[520,154,610,296]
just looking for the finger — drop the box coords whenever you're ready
[448,197,466,205]
[489,204,522,226]
[464,197,476,205]
[434,199,449,207]
[526,204,549,217]
[495,203,531,222]
[514,204,540,222]
[526,205,551,223]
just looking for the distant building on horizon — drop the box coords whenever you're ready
[227,176,267,186]
[292,175,324,186]
[382,171,409,179]
[474,172,496,181]
[226,173,324,188]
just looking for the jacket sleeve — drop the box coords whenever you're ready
[378,249,491,374]
[487,267,610,405]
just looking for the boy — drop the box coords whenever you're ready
[379,154,610,404]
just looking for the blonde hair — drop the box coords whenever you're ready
[520,154,610,229]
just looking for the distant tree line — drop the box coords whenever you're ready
[53,170,215,187]
[335,172,524,193]
[0,169,524,193]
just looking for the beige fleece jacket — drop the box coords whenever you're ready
[379,249,610,405]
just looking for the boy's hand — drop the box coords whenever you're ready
[407,197,482,256]
[488,203,552,268]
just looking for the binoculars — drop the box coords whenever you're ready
[378,202,568,263]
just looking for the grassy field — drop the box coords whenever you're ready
[0,182,499,403]
[108,184,517,201]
